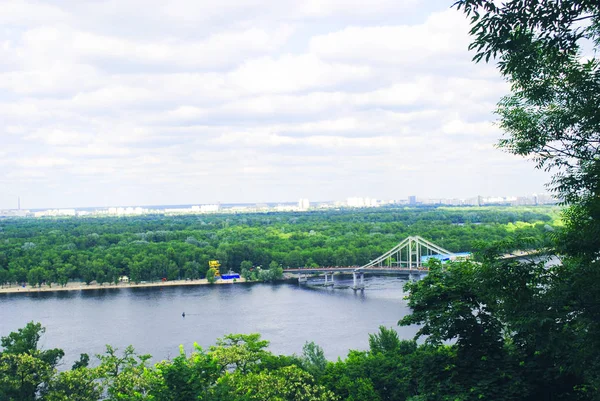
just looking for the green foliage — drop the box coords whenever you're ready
[400,259,503,351]
[209,333,269,374]
[257,261,284,282]
[148,344,219,401]
[45,367,102,401]
[206,267,216,284]
[368,326,405,355]
[0,207,559,288]
[301,341,327,378]
[217,365,338,401]
[0,322,64,401]
[71,353,90,370]
[0,353,55,401]
[444,2,600,399]
[95,345,152,400]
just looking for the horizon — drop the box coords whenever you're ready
[2,192,556,212]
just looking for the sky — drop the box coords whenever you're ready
[0,0,552,209]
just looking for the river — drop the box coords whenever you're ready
[0,275,419,367]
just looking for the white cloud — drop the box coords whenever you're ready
[229,54,371,93]
[70,86,156,109]
[26,128,93,145]
[16,156,72,168]
[309,9,471,66]
[0,1,550,208]
[20,24,294,70]
[295,0,421,19]
[0,0,69,24]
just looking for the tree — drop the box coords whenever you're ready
[0,322,64,401]
[240,260,253,272]
[453,1,600,397]
[0,353,54,401]
[27,267,46,288]
[301,341,327,378]
[0,268,8,287]
[216,365,338,401]
[400,260,503,351]
[368,326,403,355]
[268,260,284,280]
[206,267,216,284]
[209,333,269,374]
[148,344,219,401]
[45,367,102,401]
[96,345,152,400]
[454,0,600,236]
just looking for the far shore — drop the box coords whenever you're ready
[0,278,248,294]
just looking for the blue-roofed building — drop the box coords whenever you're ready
[421,252,471,263]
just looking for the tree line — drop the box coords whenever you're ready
[0,206,557,287]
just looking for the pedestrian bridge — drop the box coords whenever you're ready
[283,236,468,290]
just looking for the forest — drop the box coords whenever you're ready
[0,206,558,287]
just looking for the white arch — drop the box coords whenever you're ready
[358,236,454,270]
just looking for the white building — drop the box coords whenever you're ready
[200,204,220,213]
[298,198,310,211]
[346,197,378,208]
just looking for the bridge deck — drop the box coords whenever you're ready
[283,267,428,274]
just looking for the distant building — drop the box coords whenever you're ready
[537,193,558,205]
[200,204,220,213]
[298,198,310,211]
[33,209,76,217]
[408,196,417,205]
[346,197,378,208]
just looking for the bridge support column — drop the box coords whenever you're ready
[352,272,365,290]
[324,273,334,287]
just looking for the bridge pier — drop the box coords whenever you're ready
[352,271,365,290]
[324,273,334,287]
[408,273,421,282]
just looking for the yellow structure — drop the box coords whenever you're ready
[209,260,221,276]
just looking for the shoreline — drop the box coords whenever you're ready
[0,278,247,294]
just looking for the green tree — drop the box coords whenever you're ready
[206,268,216,284]
[148,344,219,401]
[45,367,102,401]
[209,333,269,374]
[0,353,54,401]
[240,260,253,271]
[453,1,600,397]
[0,322,64,401]
[216,365,338,401]
[27,267,46,288]
[96,345,152,400]
[368,326,403,355]
[301,341,327,378]
[268,260,284,280]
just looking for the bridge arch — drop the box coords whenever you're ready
[357,235,455,270]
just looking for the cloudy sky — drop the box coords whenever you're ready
[0,0,551,209]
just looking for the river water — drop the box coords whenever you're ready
[0,275,419,367]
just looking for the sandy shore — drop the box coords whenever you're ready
[0,278,247,294]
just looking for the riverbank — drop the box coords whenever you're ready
[0,278,247,294]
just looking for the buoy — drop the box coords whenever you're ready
[182,312,185,317]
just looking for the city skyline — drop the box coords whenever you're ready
[1,192,557,215]
[1,1,552,210]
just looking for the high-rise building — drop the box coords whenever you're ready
[408,195,417,205]
[298,199,310,211]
